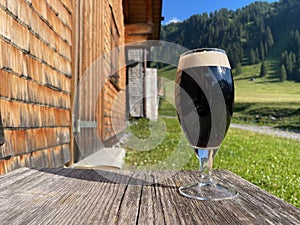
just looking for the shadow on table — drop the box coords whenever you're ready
[38,167,178,188]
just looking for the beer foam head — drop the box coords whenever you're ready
[178,48,231,70]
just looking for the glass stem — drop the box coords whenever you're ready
[197,148,215,183]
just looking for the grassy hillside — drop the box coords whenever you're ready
[233,62,300,103]
[161,0,300,82]
[232,63,300,130]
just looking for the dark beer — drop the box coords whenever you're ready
[175,49,234,149]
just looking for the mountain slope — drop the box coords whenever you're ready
[161,0,300,81]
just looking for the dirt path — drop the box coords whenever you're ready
[230,123,300,140]
[160,116,300,140]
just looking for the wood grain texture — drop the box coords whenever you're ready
[74,0,126,160]
[124,0,162,42]
[126,23,153,35]
[0,168,299,225]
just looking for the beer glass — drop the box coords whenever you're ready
[175,48,237,200]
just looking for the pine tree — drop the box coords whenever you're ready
[255,48,260,61]
[235,62,242,75]
[260,61,267,77]
[264,43,269,56]
[266,26,274,48]
[260,41,265,60]
[249,48,257,64]
[259,19,265,34]
[296,68,300,82]
[280,64,287,82]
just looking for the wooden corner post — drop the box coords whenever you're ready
[69,0,80,167]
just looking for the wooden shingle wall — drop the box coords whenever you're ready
[0,0,147,173]
[0,0,72,174]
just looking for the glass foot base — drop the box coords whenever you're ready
[179,182,238,200]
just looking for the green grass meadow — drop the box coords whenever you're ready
[233,63,300,131]
[124,63,300,207]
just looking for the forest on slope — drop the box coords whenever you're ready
[161,0,300,81]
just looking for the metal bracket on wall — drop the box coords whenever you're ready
[74,120,98,133]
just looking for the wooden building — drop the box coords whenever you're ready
[124,0,162,121]
[0,0,162,175]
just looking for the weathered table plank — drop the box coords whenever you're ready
[0,168,299,225]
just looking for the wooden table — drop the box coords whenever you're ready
[0,168,299,224]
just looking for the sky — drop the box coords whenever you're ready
[162,0,279,25]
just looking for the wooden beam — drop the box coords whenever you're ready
[125,23,153,35]
[123,0,129,22]
[69,0,80,167]
[126,41,161,48]
[125,34,152,44]
[147,0,153,23]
